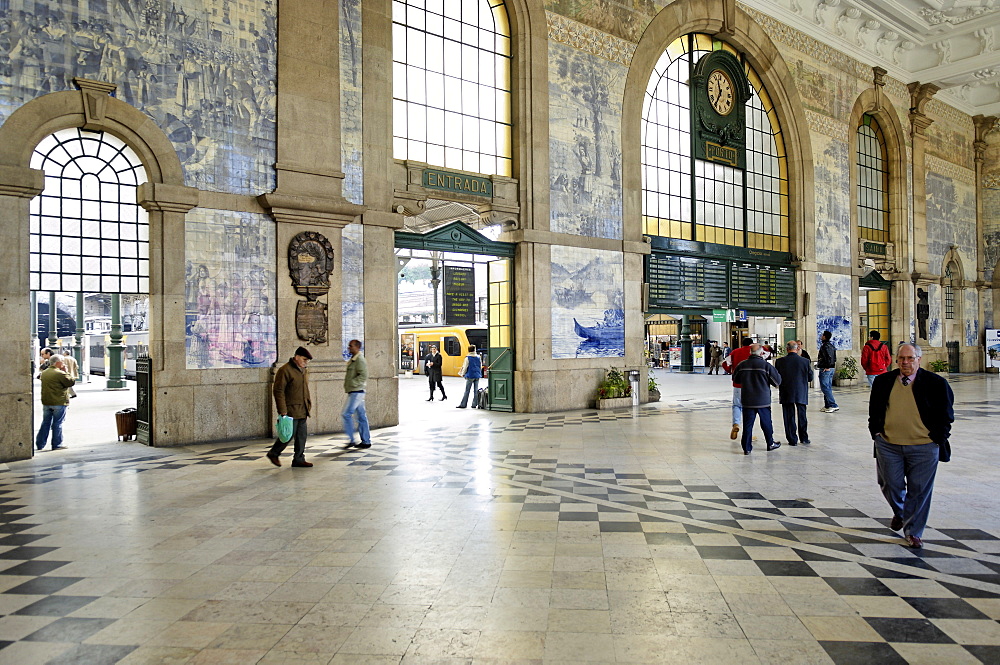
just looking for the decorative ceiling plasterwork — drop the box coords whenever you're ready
[739,0,1000,116]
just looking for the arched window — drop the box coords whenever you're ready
[856,114,889,243]
[392,0,512,176]
[29,129,149,293]
[641,34,788,251]
[944,262,958,320]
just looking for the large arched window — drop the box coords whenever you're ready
[856,114,889,243]
[392,0,512,176]
[29,129,149,293]
[641,34,788,252]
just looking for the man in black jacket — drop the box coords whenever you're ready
[868,343,954,549]
[775,341,813,446]
[733,344,782,455]
[817,330,839,412]
[423,345,446,401]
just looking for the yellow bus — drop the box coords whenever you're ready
[399,325,487,377]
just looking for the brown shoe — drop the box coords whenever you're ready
[291,461,313,468]
[890,515,903,531]
[730,424,739,440]
[905,535,922,549]
[266,453,281,467]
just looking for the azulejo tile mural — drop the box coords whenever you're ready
[551,246,624,359]
[927,171,978,268]
[966,289,980,348]
[342,224,364,360]
[184,209,276,370]
[0,0,277,195]
[927,283,942,348]
[548,40,625,240]
[815,272,852,351]
[812,136,852,268]
[340,0,363,205]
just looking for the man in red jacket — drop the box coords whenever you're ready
[861,331,892,388]
[722,337,754,440]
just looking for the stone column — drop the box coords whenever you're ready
[907,83,938,345]
[0,164,44,461]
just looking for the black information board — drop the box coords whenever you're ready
[646,251,794,313]
[444,265,475,325]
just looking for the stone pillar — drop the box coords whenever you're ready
[74,292,84,382]
[907,83,938,345]
[0,164,44,461]
[907,83,938,278]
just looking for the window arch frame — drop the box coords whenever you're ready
[390,0,514,177]
[640,33,789,253]
[29,127,151,295]
[855,113,890,244]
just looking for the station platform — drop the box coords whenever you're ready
[4,371,999,664]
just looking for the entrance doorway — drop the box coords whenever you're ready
[395,221,515,413]
[28,128,150,452]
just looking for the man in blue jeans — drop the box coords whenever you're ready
[456,345,483,409]
[817,329,839,412]
[343,339,371,448]
[868,343,953,549]
[36,354,76,451]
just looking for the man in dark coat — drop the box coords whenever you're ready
[733,344,782,455]
[775,341,813,446]
[818,330,839,412]
[266,346,313,468]
[423,345,446,401]
[868,343,954,549]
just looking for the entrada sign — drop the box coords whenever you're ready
[422,169,493,197]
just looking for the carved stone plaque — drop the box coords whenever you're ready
[289,231,335,301]
[296,300,328,344]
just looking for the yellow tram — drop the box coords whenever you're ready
[399,325,487,377]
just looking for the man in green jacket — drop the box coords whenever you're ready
[266,346,314,468]
[36,354,76,451]
[343,339,371,448]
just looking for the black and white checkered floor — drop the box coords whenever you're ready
[1,375,999,664]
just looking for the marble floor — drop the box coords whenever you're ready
[3,373,1000,664]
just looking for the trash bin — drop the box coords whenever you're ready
[115,408,137,441]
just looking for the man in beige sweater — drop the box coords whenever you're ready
[868,343,954,549]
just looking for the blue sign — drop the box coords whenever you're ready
[738,309,747,321]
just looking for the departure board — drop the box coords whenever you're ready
[731,263,795,310]
[646,252,795,313]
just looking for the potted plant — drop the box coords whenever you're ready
[648,374,660,402]
[834,356,859,387]
[596,368,633,409]
[929,359,950,375]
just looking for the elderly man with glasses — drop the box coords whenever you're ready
[868,343,954,549]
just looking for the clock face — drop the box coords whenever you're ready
[707,69,735,116]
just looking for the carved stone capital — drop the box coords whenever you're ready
[136,182,199,213]
[257,192,365,228]
[907,81,939,115]
[873,66,887,88]
[0,164,44,199]
[73,78,118,131]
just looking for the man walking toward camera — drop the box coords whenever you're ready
[267,346,314,467]
[817,330,839,412]
[36,354,76,451]
[869,343,953,549]
[775,341,812,446]
[343,339,371,448]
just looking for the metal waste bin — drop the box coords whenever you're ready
[115,408,137,441]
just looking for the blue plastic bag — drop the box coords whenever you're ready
[275,415,294,443]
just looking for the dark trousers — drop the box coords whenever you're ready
[741,407,774,453]
[875,437,938,539]
[428,375,446,397]
[269,418,307,462]
[781,402,808,445]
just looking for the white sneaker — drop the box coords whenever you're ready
[829,406,840,412]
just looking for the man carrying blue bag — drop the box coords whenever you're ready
[266,346,314,468]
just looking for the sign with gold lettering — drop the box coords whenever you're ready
[423,169,493,197]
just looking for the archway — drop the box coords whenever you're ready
[0,84,184,461]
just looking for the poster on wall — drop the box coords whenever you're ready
[987,329,1000,370]
[444,265,475,325]
[668,345,706,367]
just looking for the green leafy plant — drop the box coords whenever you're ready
[929,359,950,373]
[597,368,632,399]
[648,374,660,393]
[837,356,859,379]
